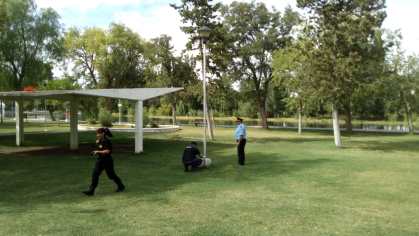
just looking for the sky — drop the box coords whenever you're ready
[35,0,419,55]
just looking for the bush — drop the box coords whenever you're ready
[143,112,150,128]
[149,122,159,128]
[236,102,258,119]
[127,106,150,128]
[87,118,97,125]
[99,109,113,127]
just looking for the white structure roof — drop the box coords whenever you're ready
[0,88,183,101]
[1,87,183,153]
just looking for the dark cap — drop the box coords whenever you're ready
[236,117,243,122]
[191,141,198,146]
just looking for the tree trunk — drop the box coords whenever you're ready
[344,101,353,134]
[48,109,56,121]
[298,100,302,135]
[171,103,177,126]
[401,92,414,134]
[408,110,414,134]
[207,109,215,140]
[258,99,268,129]
[332,104,342,147]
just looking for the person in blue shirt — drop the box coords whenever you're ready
[234,117,247,165]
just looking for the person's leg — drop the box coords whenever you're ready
[104,158,125,191]
[238,139,245,165]
[190,158,203,169]
[84,159,105,195]
[184,162,190,172]
[241,139,246,165]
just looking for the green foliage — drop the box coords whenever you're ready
[0,0,63,90]
[220,2,300,128]
[236,102,258,119]
[98,109,113,127]
[64,27,106,88]
[294,0,387,132]
[99,23,148,89]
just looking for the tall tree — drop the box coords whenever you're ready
[172,0,224,137]
[383,32,419,133]
[297,0,387,146]
[150,35,197,125]
[273,37,315,134]
[0,0,63,90]
[221,2,300,128]
[99,23,148,90]
[64,27,106,88]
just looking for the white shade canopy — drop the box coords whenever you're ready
[0,87,183,153]
[0,88,183,101]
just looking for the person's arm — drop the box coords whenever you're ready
[93,149,111,155]
[93,140,112,155]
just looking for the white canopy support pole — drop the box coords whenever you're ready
[15,100,24,146]
[70,98,79,150]
[135,100,143,153]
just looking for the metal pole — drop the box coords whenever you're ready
[118,100,122,125]
[202,40,207,158]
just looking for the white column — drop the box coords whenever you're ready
[70,99,79,150]
[135,100,143,153]
[15,100,24,146]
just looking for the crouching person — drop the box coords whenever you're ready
[182,141,211,172]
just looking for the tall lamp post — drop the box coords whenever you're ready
[199,26,210,158]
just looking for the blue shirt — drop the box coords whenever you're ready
[234,123,246,140]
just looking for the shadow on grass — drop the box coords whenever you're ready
[0,137,334,209]
[252,137,331,144]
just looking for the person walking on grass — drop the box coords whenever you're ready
[82,128,125,196]
[235,117,247,165]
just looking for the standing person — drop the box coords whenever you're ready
[235,117,247,165]
[82,128,125,196]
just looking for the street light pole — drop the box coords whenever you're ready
[202,41,208,157]
[199,26,210,158]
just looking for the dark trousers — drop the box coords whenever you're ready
[237,139,246,165]
[184,158,203,171]
[89,157,124,191]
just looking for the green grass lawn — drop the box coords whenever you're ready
[0,121,70,133]
[1,126,419,235]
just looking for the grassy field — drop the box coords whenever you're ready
[151,115,413,127]
[1,126,419,235]
[0,121,70,133]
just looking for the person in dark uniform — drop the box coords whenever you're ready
[182,141,203,172]
[234,117,247,165]
[82,128,125,196]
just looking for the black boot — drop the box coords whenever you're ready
[82,190,94,196]
[116,184,125,193]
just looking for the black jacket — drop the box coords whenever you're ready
[182,145,200,164]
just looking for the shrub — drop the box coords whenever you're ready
[87,118,97,125]
[99,109,113,127]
